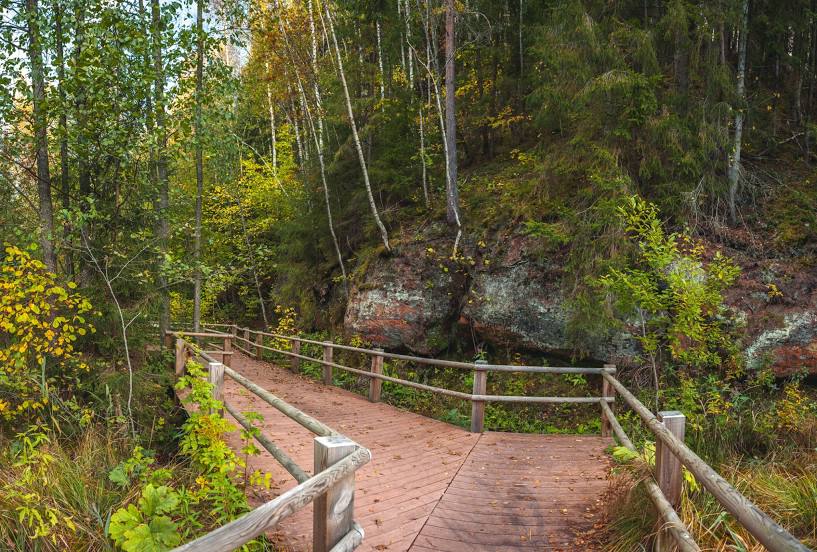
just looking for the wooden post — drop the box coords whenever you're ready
[291,339,301,372]
[313,435,357,552]
[369,349,384,402]
[243,327,250,347]
[223,335,232,368]
[470,360,488,433]
[323,344,334,385]
[601,364,616,437]
[231,324,237,337]
[163,331,173,349]
[255,332,263,360]
[207,361,225,415]
[656,411,686,506]
[654,411,686,552]
[175,338,186,376]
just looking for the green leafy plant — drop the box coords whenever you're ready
[109,484,181,552]
[597,196,740,405]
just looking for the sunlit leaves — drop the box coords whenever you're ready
[0,245,96,424]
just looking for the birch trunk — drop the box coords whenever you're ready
[298,80,348,293]
[324,4,391,251]
[376,18,386,105]
[444,0,462,229]
[279,0,347,289]
[419,106,429,207]
[266,64,278,172]
[728,0,749,224]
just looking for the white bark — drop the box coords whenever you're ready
[728,0,749,224]
[419,106,429,207]
[376,18,386,105]
[324,4,391,251]
[265,63,278,173]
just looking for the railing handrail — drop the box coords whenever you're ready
[171,333,371,552]
[229,325,611,374]
[226,327,612,404]
[602,372,810,552]
[171,446,371,551]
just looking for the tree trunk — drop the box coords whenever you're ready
[193,0,204,333]
[404,0,413,84]
[265,63,277,171]
[444,0,462,229]
[152,0,171,337]
[728,0,749,224]
[376,18,385,105]
[279,0,347,291]
[75,2,91,231]
[419,106,429,208]
[324,4,391,251]
[26,0,57,273]
[54,0,72,276]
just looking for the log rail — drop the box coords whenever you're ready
[168,330,371,552]
[171,325,811,552]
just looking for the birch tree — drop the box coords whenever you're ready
[444,0,462,236]
[728,0,749,224]
[151,0,170,338]
[323,3,391,252]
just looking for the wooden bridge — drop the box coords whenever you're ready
[167,326,811,552]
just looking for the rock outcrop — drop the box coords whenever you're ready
[344,230,639,364]
[343,227,817,376]
[344,238,468,356]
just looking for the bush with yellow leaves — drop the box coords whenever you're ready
[0,245,96,425]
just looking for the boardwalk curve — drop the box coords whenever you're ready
[220,351,612,551]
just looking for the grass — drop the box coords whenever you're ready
[0,425,133,551]
[604,390,817,551]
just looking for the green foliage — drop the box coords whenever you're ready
[105,361,270,551]
[109,485,181,552]
[597,196,740,371]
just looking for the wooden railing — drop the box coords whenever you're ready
[168,331,371,552]
[203,323,617,434]
[192,323,811,552]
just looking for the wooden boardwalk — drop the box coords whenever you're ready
[220,352,612,551]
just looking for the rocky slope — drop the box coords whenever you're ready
[343,225,817,376]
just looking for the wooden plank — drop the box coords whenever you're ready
[223,336,232,368]
[241,329,608,374]
[204,351,618,552]
[171,446,370,552]
[291,339,301,372]
[223,366,337,437]
[655,411,685,507]
[224,401,309,483]
[175,338,186,376]
[255,332,264,360]
[207,361,224,415]
[313,436,358,552]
